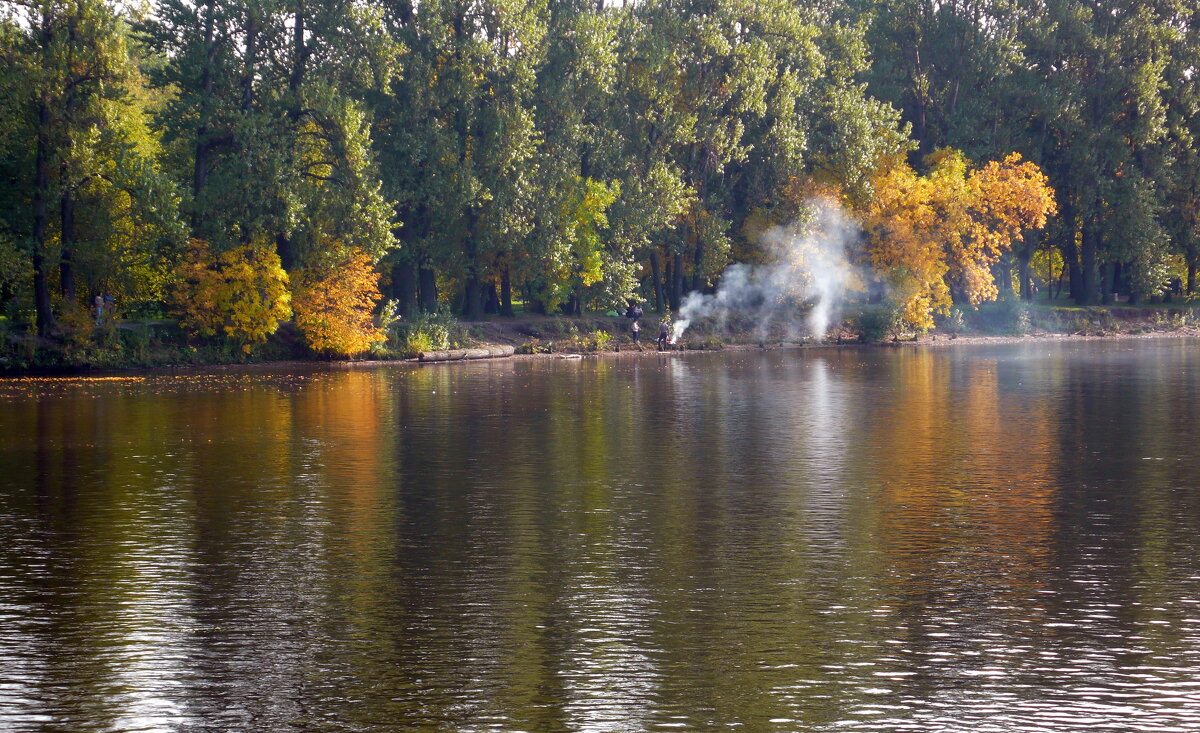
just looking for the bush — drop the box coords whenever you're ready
[936,306,967,335]
[967,299,1032,335]
[172,238,291,353]
[391,311,460,356]
[581,329,612,351]
[856,306,900,342]
[1000,299,1032,335]
[292,248,385,357]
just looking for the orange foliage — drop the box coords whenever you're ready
[862,150,1056,330]
[172,238,291,351]
[292,248,384,357]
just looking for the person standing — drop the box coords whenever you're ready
[631,318,640,345]
[94,294,104,326]
[658,319,670,350]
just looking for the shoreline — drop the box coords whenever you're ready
[6,326,1196,380]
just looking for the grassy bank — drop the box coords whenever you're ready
[4,301,1200,375]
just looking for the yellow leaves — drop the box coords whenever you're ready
[292,247,384,357]
[863,150,1056,331]
[172,238,291,348]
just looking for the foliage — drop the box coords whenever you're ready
[172,238,290,352]
[855,305,902,343]
[854,0,1198,305]
[292,248,384,357]
[863,149,1056,330]
[7,0,1200,368]
[391,311,461,357]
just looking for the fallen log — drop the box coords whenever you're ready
[418,345,515,362]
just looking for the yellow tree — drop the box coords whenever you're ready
[172,238,291,351]
[863,150,1056,330]
[292,247,384,357]
[862,159,949,330]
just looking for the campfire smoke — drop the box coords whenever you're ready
[672,199,860,343]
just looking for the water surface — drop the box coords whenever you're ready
[2,340,1200,731]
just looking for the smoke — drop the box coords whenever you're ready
[672,199,860,343]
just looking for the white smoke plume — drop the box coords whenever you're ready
[672,199,860,343]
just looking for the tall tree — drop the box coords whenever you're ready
[3,0,185,335]
[376,0,545,319]
[142,0,397,266]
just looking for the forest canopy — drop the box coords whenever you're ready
[1,0,1198,356]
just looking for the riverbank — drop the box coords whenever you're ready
[3,302,1199,375]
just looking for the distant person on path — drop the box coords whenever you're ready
[658,319,670,350]
[631,318,640,345]
[94,294,104,325]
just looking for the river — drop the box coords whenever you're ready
[2,339,1200,731]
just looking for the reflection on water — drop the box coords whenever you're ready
[3,340,1200,731]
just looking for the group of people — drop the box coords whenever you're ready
[94,292,114,325]
[624,303,671,349]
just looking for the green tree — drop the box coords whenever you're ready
[1,0,185,335]
[141,0,397,266]
[375,0,546,320]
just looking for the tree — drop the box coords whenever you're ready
[172,237,290,350]
[375,0,545,320]
[1,0,185,335]
[863,149,1056,330]
[292,246,385,357]
[141,0,397,265]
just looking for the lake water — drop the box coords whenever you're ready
[2,339,1200,732]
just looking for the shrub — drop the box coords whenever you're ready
[856,306,900,342]
[516,337,551,355]
[1000,299,1032,335]
[582,329,612,351]
[292,248,384,357]
[391,311,460,356]
[172,238,290,353]
[937,306,967,334]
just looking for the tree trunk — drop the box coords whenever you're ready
[1078,221,1099,306]
[275,233,295,272]
[1099,261,1113,305]
[484,281,499,315]
[59,5,79,303]
[192,0,217,226]
[1018,230,1037,301]
[671,252,684,310]
[463,276,483,320]
[1057,195,1082,303]
[1111,261,1123,302]
[690,229,703,293]
[60,186,76,302]
[419,266,438,312]
[995,256,1014,298]
[1018,251,1033,301]
[33,92,55,337]
[500,264,513,317]
[650,252,663,313]
[393,260,418,317]
[241,11,258,113]
[461,208,484,319]
[290,0,305,94]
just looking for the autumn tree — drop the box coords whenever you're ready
[863,149,1056,330]
[292,247,384,357]
[172,238,290,351]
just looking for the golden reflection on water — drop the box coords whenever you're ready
[3,342,1200,730]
